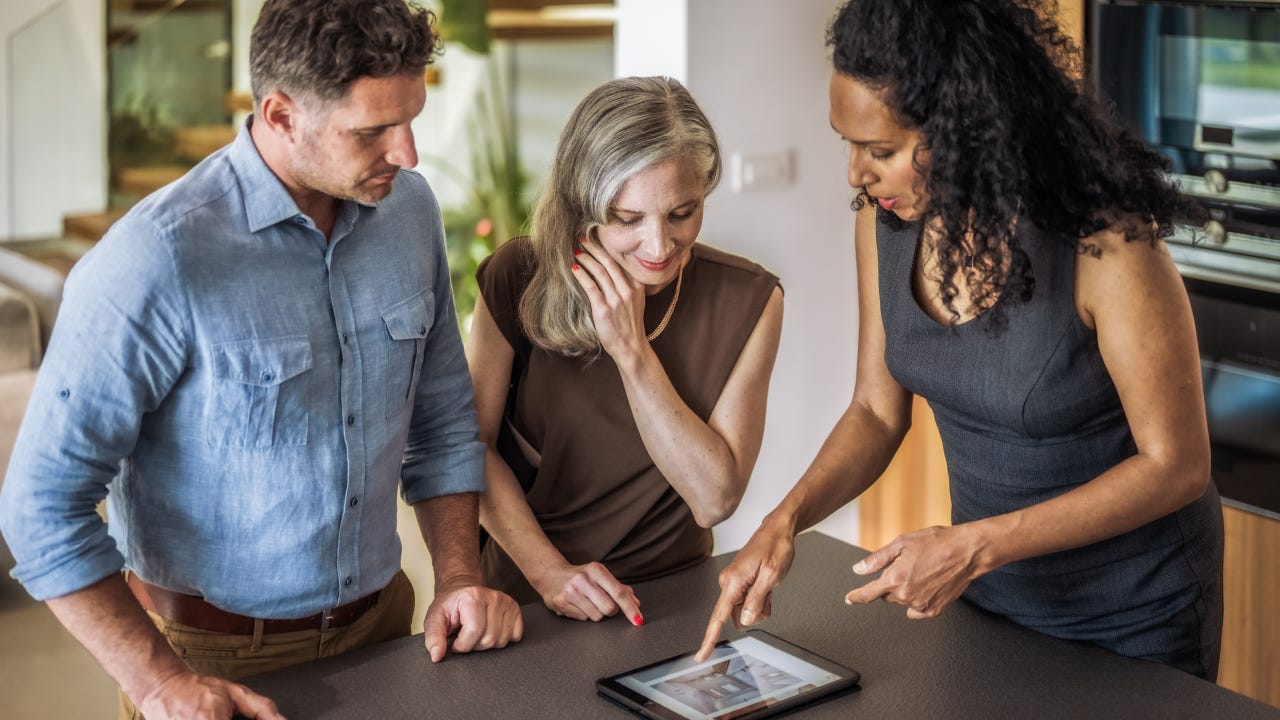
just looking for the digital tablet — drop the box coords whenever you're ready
[596,630,861,720]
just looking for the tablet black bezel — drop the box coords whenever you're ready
[595,629,861,720]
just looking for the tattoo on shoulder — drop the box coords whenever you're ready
[1076,242,1103,259]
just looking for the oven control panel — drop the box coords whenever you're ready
[1169,173,1280,294]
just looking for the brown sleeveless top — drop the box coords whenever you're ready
[476,237,779,603]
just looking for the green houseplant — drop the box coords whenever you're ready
[430,9,533,332]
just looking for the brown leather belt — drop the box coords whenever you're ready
[126,572,381,635]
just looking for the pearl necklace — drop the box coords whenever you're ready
[646,264,684,342]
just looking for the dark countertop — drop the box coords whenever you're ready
[244,532,1279,719]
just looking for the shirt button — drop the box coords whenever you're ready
[350,496,359,507]
[342,334,349,345]
[261,371,274,383]
[346,415,355,426]
[294,216,306,225]
[344,577,353,587]
[418,325,427,335]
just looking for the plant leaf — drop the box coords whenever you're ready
[439,0,491,55]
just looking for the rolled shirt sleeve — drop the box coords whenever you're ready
[400,199,486,505]
[0,214,189,600]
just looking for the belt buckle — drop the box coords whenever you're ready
[320,610,336,633]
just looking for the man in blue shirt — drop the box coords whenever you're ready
[0,1,522,717]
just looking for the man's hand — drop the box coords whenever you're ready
[135,670,284,720]
[695,520,795,661]
[422,583,523,662]
[44,576,283,720]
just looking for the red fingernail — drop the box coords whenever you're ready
[633,614,644,626]
[573,249,582,256]
[571,263,580,270]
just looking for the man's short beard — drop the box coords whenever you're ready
[291,132,389,206]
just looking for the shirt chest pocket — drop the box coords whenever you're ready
[382,289,434,420]
[207,335,313,448]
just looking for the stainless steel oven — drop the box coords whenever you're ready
[1185,278,1280,518]
[1091,0,1280,518]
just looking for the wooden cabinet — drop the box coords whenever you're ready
[857,397,950,551]
[1219,506,1280,706]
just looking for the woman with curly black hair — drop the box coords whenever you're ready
[699,0,1224,678]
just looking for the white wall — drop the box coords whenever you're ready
[232,0,261,100]
[511,38,614,196]
[620,0,859,551]
[1,0,105,238]
[615,0,687,82]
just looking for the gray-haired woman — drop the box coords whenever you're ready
[465,76,784,624]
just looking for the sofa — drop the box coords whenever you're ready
[0,243,69,569]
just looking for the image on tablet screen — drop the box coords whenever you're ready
[617,636,844,720]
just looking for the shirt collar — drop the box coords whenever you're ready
[228,116,308,233]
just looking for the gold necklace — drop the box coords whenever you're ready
[646,263,684,342]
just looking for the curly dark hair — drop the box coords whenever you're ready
[250,0,442,108]
[827,0,1201,328]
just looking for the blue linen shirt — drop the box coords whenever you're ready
[0,122,486,618]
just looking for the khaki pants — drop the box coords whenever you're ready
[119,570,414,720]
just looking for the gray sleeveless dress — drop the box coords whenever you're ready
[877,217,1224,679]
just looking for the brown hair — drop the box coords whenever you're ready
[249,0,441,109]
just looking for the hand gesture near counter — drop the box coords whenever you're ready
[137,671,285,720]
[696,204,915,661]
[415,493,524,663]
[696,517,794,661]
[844,525,986,619]
[533,560,644,623]
[44,576,286,720]
[422,581,524,663]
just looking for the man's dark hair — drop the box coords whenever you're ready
[250,0,442,108]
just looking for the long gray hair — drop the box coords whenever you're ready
[519,76,722,357]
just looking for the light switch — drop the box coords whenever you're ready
[729,149,793,192]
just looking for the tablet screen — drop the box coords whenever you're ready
[598,631,860,720]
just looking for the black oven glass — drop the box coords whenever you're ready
[1093,2,1280,186]
[1185,277,1280,518]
